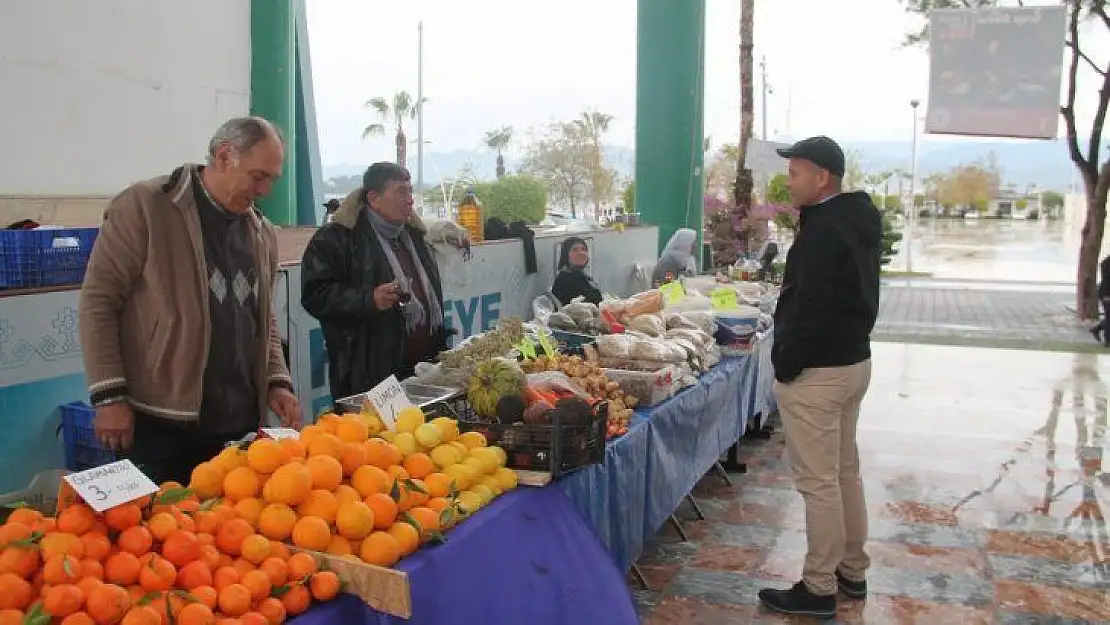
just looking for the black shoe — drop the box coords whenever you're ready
[1093,327,1102,342]
[757,581,837,620]
[836,570,867,599]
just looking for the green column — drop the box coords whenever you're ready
[293,0,325,226]
[251,0,297,225]
[635,0,706,258]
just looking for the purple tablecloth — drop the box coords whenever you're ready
[288,486,638,625]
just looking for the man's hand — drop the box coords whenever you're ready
[373,283,400,311]
[94,402,135,452]
[268,387,302,429]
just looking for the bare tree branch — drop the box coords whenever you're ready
[1066,39,1106,77]
[1062,0,1095,180]
[1091,1,1110,32]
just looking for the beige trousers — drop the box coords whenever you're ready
[773,359,872,596]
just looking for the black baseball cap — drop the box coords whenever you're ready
[776,136,846,178]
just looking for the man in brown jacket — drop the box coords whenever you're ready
[79,116,300,485]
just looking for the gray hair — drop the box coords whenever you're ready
[206,116,284,164]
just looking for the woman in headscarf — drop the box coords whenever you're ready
[651,228,699,285]
[551,236,603,305]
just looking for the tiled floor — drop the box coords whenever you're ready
[634,343,1110,623]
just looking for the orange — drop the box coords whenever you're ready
[176,602,216,625]
[278,582,311,616]
[256,504,296,541]
[240,569,272,603]
[386,465,410,483]
[231,558,257,578]
[386,522,420,557]
[32,517,58,534]
[222,467,261,502]
[213,447,245,474]
[190,585,218,610]
[268,540,291,562]
[163,530,202,567]
[199,545,224,570]
[81,558,105,581]
[246,439,288,474]
[402,453,435,479]
[232,498,265,530]
[151,590,187,624]
[296,490,339,525]
[317,413,341,432]
[278,437,306,461]
[351,465,390,498]
[57,504,96,536]
[258,558,288,587]
[307,433,342,459]
[291,517,330,552]
[333,485,362,507]
[0,573,32,610]
[216,520,254,557]
[264,463,312,506]
[145,512,178,542]
[305,455,343,491]
[77,575,103,598]
[0,609,25,625]
[335,502,374,541]
[309,570,340,601]
[0,545,39,579]
[239,535,272,566]
[406,507,440,540]
[118,526,153,556]
[105,552,142,586]
[176,560,213,590]
[104,503,143,532]
[41,532,85,559]
[217,583,252,617]
[297,425,325,450]
[188,462,226,500]
[43,553,83,585]
[405,479,430,507]
[80,531,112,562]
[358,532,401,568]
[336,418,369,443]
[138,554,176,592]
[426,497,451,513]
[86,583,132,625]
[364,493,398,531]
[5,509,42,527]
[240,612,268,625]
[120,604,161,625]
[256,597,286,625]
[285,553,317,582]
[212,566,239,591]
[192,512,220,536]
[0,521,32,546]
[337,442,368,476]
[394,484,415,513]
[364,439,402,469]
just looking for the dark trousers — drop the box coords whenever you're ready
[124,414,253,486]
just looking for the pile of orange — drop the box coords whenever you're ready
[0,484,341,625]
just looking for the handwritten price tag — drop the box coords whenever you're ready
[63,460,159,513]
[709,287,738,310]
[366,375,416,430]
[259,428,300,440]
[660,282,685,305]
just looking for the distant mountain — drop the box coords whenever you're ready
[323,137,1082,192]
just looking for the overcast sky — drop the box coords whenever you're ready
[305,0,1108,166]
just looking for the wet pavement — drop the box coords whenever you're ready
[633,342,1110,623]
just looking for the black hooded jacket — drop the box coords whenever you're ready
[300,191,448,401]
[551,237,603,306]
[772,191,882,382]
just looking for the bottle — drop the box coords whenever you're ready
[456,188,484,243]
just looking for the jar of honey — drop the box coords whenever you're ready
[456,187,484,243]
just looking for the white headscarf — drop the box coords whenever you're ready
[661,228,698,275]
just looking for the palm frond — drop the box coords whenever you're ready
[362,124,386,139]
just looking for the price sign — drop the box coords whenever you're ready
[63,460,159,513]
[536,328,556,357]
[259,428,300,440]
[660,282,685,304]
[366,375,416,430]
[517,339,537,360]
[709,287,738,310]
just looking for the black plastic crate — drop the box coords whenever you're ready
[0,228,99,288]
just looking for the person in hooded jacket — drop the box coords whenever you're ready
[758,136,882,619]
[651,228,699,285]
[551,236,603,305]
[300,163,448,402]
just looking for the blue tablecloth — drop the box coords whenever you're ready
[289,487,638,625]
[559,356,758,571]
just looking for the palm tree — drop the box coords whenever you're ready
[483,127,514,178]
[574,110,614,215]
[361,91,426,167]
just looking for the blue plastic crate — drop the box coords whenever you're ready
[0,228,99,288]
[60,402,116,471]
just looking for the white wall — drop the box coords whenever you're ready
[0,0,251,199]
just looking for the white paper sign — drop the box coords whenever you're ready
[63,460,159,513]
[366,375,416,430]
[260,427,300,440]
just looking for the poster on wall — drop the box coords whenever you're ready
[926,6,1066,140]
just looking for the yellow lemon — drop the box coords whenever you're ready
[430,444,460,469]
[456,491,482,516]
[414,423,442,449]
[394,407,425,434]
[480,475,503,496]
[448,441,469,458]
[393,432,419,457]
[442,464,473,491]
[493,467,518,491]
[457,431,487,450]
[468,448,500,474]
[489,446,507,468]
[378,430,397,442]
[461,457,486,477]
[430,417,460,443]
[470,484,494,505]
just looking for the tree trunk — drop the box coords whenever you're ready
[496,152,505,179]
[730,0,755,258]
[1078,167,1110,319]
[395,129,407,167]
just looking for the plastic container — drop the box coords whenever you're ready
[0,228,99,288]
[456,188,484,243]
[0,470,66,521]
[60,402,117,471]
[602,366,678,406]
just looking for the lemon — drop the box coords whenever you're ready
[468,448,499,474]
[489,446,507,467]
[430,444,460,469]
[358,412,385,435]
[461,457,487,477]
[394,407,425,434]
[442,464,474,491]
[414,423,442,449]
[470,483,494,504]
[393,432,419,457]
[430,417,460,443]
[456,491,482,515]
[480,475,503,496]
[458,431,487,450]
[448,441,469,458]
[377,430,397,442]
[493,467,518,491]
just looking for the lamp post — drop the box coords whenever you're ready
[907,99,920,274]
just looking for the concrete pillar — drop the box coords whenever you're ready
[635,0,706,257]
[293,0,324,226]
[250,0,297,225]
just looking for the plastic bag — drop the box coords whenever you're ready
[664,292,713,312]
[532,294,559,325]
[681,310,719,335]
[627,313,665,337]
[623,289,663,318]
[664,312,699,331]
[525,371,594,402]
[596,334,637,359]
[563,299,600,327]
[547,311,578,331]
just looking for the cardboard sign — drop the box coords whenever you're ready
[709,288,738,310]
[62,460,159,513]
[366,375,415,430]
[259,428,300,440]
[660,282,685,305]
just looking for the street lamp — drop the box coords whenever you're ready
[907,99,921,274]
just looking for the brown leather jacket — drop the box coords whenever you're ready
[78,164,291,423]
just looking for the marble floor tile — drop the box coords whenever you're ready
[994,580,1110,621]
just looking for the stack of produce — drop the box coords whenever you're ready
[0,485,343,624]
[186,412,517,574]
[421,319,526,388]
[520,354,635,438]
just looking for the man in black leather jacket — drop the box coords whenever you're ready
[300,163,448,402]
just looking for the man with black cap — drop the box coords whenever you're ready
[758,136,882,619]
